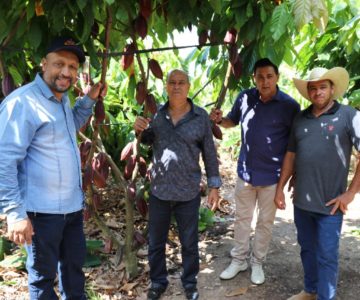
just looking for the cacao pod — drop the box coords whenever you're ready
[93,152,110,180]
[120,142,134,161]
[198,30,208,48]
[92,193,102,210]
[212,123,223,140]
[79,140,92,168]
[144,93,157,116]
[91,22,99,39]
[139,0,152,19]
[134,15,148,39]
[35,0,44,16]
[228,44,239,65]
[1,73,15,97]
[209,30,218,43]
[138,156,147,178]
[134,231,147,245]
[136,195,148,217]
[82,165,93,191]
[232,57,243,79]
[104,239,113,254]
[224,28,237,44]
[136,81,147,105]
[121,43,135,71]
[124,155,136,180]
[83,207,91,221]
[95,100,105,124]
[93,169,107,188]
[127,182,136,201]
[149,59,163,80]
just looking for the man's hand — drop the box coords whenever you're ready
[208,188,219,211]
[87,82,107,101]
[209,108,223,124]
[274,190,286,210]
[134,116,151,134]
[326,191,356,215]
[7,218,34,245]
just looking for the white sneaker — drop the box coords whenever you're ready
[219,260,248,280]
[251,264,265,285]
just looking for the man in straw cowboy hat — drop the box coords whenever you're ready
[274,66,360,300]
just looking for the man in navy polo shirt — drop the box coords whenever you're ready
[210,58,300,285]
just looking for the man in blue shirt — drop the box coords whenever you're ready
[210,58,300,285]
[0,37,106,299]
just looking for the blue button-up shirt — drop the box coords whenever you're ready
[227,87,300,186]
[141,99,222,201]
[0,73,95,223]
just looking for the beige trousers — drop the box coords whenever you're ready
[230,177,277,265]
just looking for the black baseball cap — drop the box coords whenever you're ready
[46,37,86,63]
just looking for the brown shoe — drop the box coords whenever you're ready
[287,290,317,300]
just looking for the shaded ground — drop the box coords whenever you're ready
[1,152,360,300]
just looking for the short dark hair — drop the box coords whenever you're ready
[253,58,279,75]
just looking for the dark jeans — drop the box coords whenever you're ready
[294,206,343,300]
[148,193,201,289]
[25,211,86,300]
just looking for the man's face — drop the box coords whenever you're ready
[166,71,190,101]
[307,80,334,109]
[41,50,79,99]
[253,66,279,101]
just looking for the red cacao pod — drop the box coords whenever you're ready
[83,207,91,221]
[136,195,148,217]
[104,239,113,254]
[140,0,152,19]
[228,44,239,65]
[79,140,92,168]
[82,165,93,191]
[149,59,163,80]
[127,182,136,201]
[136,81,147,105]
[121,43,135,71]
[232,57,243,79]
[212,123,223,140]
[134,15,148,39]
[144,93,157,116]
[124,155,136,180]
[224,28,237,44]
[93,169,107,188]
[92,193,102,210]
[95,100,105,124]
[1,73,15,97]
[198,30,208,48]
[134,231,147,245]
[120,142,134,161]
[138,156,147,178]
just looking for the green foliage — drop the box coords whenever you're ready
[0,236,11,261]
[0,246,27,270]
[84,240,103,268]
[198,207,215,232]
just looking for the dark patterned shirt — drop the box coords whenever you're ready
[141,99,221,201]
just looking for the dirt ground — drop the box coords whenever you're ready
[1,153,360,300]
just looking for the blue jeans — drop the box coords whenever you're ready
[25,211,86,300]
[148,193,201,289]
[294,206,343,300]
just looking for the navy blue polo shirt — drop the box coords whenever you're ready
[227,87,300,186]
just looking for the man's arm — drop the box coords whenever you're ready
[274,151,296,210]
[326,154,360,214]
[209,108,236,128]
[0,97,35,244]
[72,82,107,130]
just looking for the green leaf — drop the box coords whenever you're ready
[209,0,222,14]
[270,5,290,41]
[26,0,35,22]
[8,66,23,85]
[105,0,115,5]
[28,20,42,50]
[86,240,103,252]
[293,0,312,30]
[84,253,102,268]
[0,237,11,261]
[246,2,253,18]
[127,74,136,102]
[76,0,87,10]
[0,249,26,270]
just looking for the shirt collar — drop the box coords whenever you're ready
[303,100,340,118]
[35,73,67,103]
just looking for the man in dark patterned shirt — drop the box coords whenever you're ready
[134,69,221,300]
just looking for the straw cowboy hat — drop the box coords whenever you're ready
[293,67,349,100]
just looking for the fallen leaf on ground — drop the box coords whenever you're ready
[225,287,248,297]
